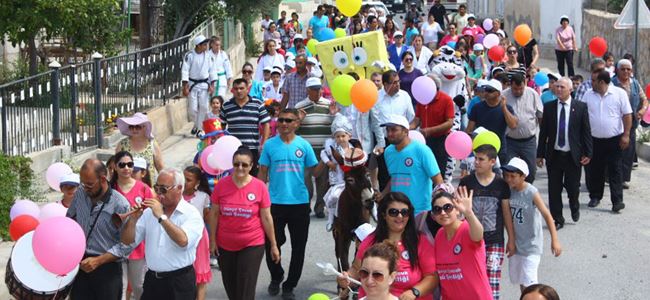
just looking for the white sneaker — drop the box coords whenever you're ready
[210,257,219,267]
[326,223,333,232]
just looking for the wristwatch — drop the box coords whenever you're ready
[411,287,421,298]
[158,215,168,224]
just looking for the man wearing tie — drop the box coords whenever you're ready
[537,77,592,229]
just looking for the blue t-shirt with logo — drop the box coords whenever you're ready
[385,141,440,214]
[259,135,318,205]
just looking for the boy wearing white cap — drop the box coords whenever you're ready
[501,157,562,291]
[182,34,217,136]
[59,173,80,208]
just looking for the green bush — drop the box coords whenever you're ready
[0,154,36,241]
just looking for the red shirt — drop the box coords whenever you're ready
[415,91,455,137]
[434,221,492,300]
[211,176,271,251]
[114,180,153,260]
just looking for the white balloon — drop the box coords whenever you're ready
[409,130,426,144]
[483,18,494,31]
[483,33,500,49]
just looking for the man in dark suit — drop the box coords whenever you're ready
[537,77,592,229]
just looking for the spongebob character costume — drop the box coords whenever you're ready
[316,31,391,83]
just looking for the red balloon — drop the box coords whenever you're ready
[589,37,607,57]
[488,46,505,62]
[646,83,650,98]
[9,215,39,241]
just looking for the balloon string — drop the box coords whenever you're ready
[51,275,65,300]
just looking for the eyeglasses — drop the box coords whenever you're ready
[154,185,177,195]
[118,162,134,169]
[387,208,410,217]
[278,118,296,123]
[81,179,100,190]
[432,203,455,215]
[129,125,142,130]
[358,269,386,282]
[233,162,251,168]
[242,70,253,74]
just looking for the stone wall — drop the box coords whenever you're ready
[578,9,649,83]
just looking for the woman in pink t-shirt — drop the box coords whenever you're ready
[209,146,280,300]
[554,15,577,77]
[338,192,438,299]
[111,151,154,300]
[357,241,401,300]
[432,187,492,300]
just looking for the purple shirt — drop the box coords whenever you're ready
[398,68,424,108]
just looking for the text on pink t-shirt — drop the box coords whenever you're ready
[210,176,271,251]
[433,221,492,300]
[114,180,153,260]
[355,233,436,297]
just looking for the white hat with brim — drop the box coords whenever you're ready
[380,114,410,130]
[502,157,529,177]
[133,157,147,170]
[59,173,80,187]
[117,112,154,139]
[306,77,322,89]
[193,35,209,46]
[484,79,503,93]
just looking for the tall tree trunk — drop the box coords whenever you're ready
[150,0,162,45]
[139,0,151,49]
[28,37,38,77]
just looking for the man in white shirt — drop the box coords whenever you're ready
[182,35,216,137]
[375,70,416,190]
[121,168,204,300]
[581,70,632,213]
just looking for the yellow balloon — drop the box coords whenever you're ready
[306,39,319,55]
[334,28,347,38]
[308,293,330,300]
[472,131,501,152]
[331,75,356,106]
[337,0,362,17]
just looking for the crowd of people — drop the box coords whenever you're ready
[55,1,648,300]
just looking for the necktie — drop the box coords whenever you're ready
[558,103,566,148]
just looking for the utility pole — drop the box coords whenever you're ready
[634,0,639,78]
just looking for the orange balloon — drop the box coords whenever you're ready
[350,79,378,113]
[513,24,532,46]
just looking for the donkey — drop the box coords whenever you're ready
[330,141,376,272]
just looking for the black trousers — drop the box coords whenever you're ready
[426,134,449,180]
[555,49,575,77]
[219,245,265,300]
[547,151,582,224]
[587,135,624,205]
[307,166,329,214]
[250,148,260,177]
[622,124,637,182]
[70,260,122,300]
[377,138,392,191]
[266,204,310,290]
[141,266,196,300]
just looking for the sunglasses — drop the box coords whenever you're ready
[242,70,253,74]
[507,50,517,54]
[154,185,177,195]
[129,125,142,130]
[432,203,455,215]
[358,269,386,282]
[278,118,296,123]
[118,161,134,169]
[233,162,251,168]
[403,58,413,62]
[387,208,410,217]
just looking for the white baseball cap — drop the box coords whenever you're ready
[193,35,209,46]
[306,77,322,89]
[502,157,529,177]
[394,31,404,37]
[484,79,503,93]
[307,56,319,65]
[380,114,410,130]
[467,14,476,20]
[271,66,283,75]
[547,72,562,81]
[263,66,273,73]
[133,157,147,170]
[473,44,485,51]
[294,34,304,40]
[285,60,296,69]
[59,173,80,187]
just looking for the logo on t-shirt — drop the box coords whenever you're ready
[295,149,304,158]
[404,157,413,167]
[247,193,256,201]
[453,243,462,255]
[401,250,410,260]
[135,197,143,204]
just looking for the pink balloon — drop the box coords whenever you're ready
[32,217,86,276]
[199,145,221,175]
[38,203,68,221]
[483,33,500,49]
[483,18,493,31]
[46,162,73,192]
[644,109,650,124]
[445,131,473,159]
[411,76,438,105]
[211,135,243,170]
[409,130,426,144]
[476,33,485,44]
[10,199,40,220]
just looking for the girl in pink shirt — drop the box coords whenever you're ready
[183,166,212,300]
[338,192,437,299]
[209,146,280,300]
[432,188,492,300]
[111,151,154,300]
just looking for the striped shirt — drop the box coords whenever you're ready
[283,72,310,108]
[220,97,271,150]
[66,188,134,258]
[574,79,593,102]
[295,97,334,155]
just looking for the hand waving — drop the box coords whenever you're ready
[453,186,474,215]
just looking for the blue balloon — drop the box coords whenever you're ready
[318,28,336,42]
[534,72,549,86]
[447,41,457,49]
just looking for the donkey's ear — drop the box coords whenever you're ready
[330,146,344,165]
[349,139,362,149]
